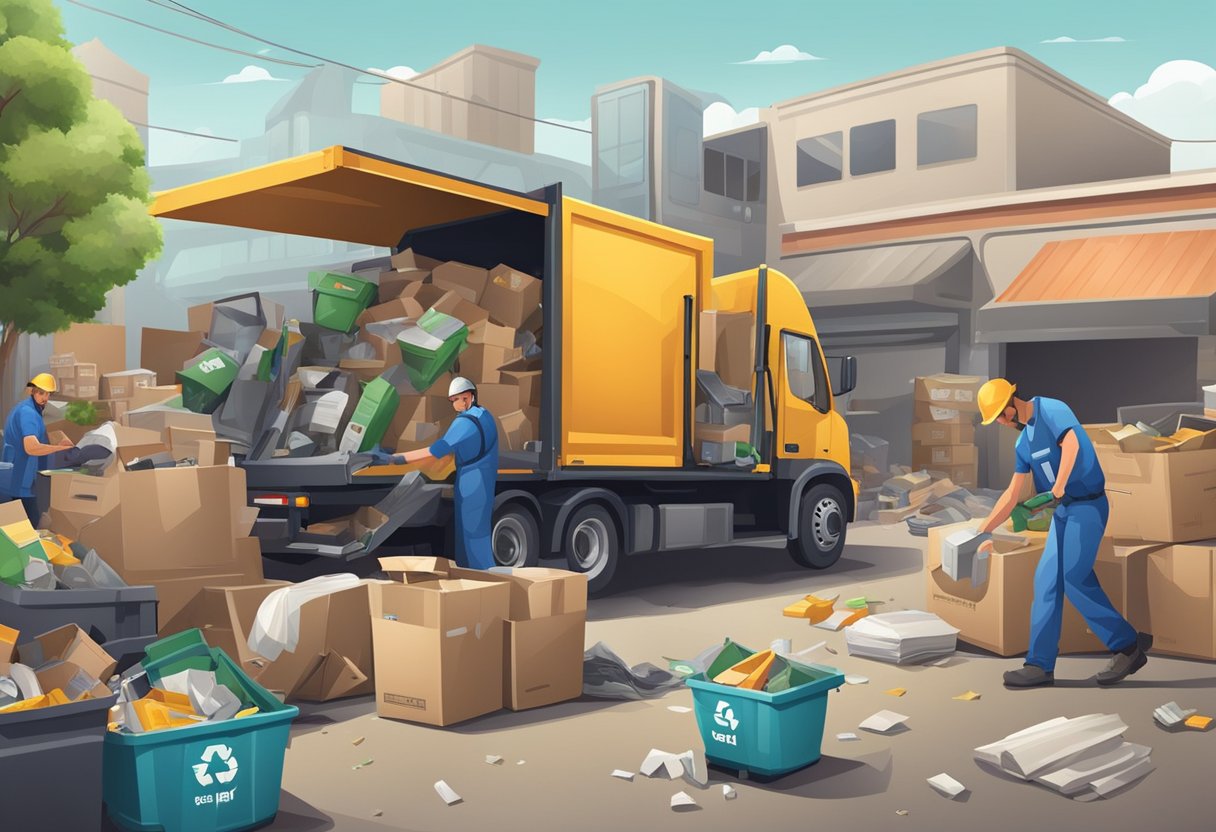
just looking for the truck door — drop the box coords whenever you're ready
[777,331,834,460]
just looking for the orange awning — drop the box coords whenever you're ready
[978,231,1216,342]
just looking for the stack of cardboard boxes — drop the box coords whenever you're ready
[912,374,982,487]
[693,310,756,465]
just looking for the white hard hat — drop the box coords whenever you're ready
[448,376,476,398]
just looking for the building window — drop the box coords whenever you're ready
[783,332,829,412]
[704,149,762,202]
[596,87,648,189]
[918,104,977,166]
[704,148,725,196]
[746,159,761,202]
[850,119,896,176]
[725,154,745,200]
[796,132,843,187]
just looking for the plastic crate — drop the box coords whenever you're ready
[397,308,468,391]
[686,644,844,778]
[0,692,118,830]
[0,582,157,670]
[311,272,376,333]
[103,632,298,832]
[177,349,240,415]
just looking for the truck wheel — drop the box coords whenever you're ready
[492,504,540,567]
[788,483,848,569]
[563,504,619,594]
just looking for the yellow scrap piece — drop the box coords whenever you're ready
[953,691,981,701]
[1185,715,1213,730]
[129,699,204,732]
[837,607,870,628]
[713,650,776,687]
[0,689,72,712]
[738,650,777,691]
[783,593,838,620]
[235,707,260,719]
[885,688,907,697]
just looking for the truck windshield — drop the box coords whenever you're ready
[783,332,830,412]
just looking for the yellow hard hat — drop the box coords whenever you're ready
[28,373,57,393]
[978,378,1016,425]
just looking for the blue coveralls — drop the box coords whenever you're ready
[429,405,499,570]
[0,397,50,525]
[1017,396,1137,672]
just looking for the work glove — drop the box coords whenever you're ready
[368,448,395,466]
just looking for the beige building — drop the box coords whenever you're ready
[72,38,149,151]
[380,45,539,154]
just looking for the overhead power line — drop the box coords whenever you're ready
[131,120,239,142]
[141,0,592,135]
[64,0,321,68]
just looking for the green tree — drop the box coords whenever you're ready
[0,0,162,405]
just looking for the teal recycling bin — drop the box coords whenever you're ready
[686,643,844,778]
[103,630,298,832]
[177,349,240,415]
[311,272,376,333]
[397,308,468,391]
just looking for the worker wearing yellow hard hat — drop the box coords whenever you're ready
[0,373,75,525]
[974,378,1148,688]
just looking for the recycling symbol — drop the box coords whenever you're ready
[193,744,239,787]
[714,700,739,731]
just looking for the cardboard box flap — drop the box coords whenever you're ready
[292,650,368,702]
[499,356,542,376]
[460,566,589,619]
[17,624,117,681]
[378,556,452,583]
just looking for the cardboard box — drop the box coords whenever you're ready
[0,623,17,662]
[99,399,130,424]
[928,463,978,486]
[499,357,541,409]
[167,426,217,463]
[468,319,517,350]
[913,374,984,412]
[356,298,417,327]
[912,422,976,446]
[1059,539,1164,653]
[431,290,490,327]
[129,385,182,411]
[912,443,977,467]
[378,269,429,303]
[53,323,126,379]
[146,566,264,635]
[49,353,76,369]
[396,421,440,452]
[458,343,522,384]
[1144,542,1216,660]
[699,310,754,392]
[17,624,118,681]
[100,369,157,401]
[140,329,206,387]
[695,423,751,460]
[432,262,489,305]
[499,409,534,451]
[1096,445,1216,543]
[390,248,443,272]
[122,406,215,435]
[76,363,99,381]
[482,265,542,328]
[412,396,452,425]
[476,383,522,418]
[914,402,973,424]
[369,574,511,726]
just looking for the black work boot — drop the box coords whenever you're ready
[1004,664,1054,688]
[1094,634,1150,686]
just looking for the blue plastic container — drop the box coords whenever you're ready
[686,645,844,778]
[102,632,298,832]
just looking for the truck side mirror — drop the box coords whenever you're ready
[827,355,858,396]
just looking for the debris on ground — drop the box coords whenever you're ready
[517,760,526,766]
[485,755,503,765]
[860,710,910,734]
[351,736,365,746]
[612,770,635,781]
[723,785,737,800]
[671,792,698,811]
[584,642,685,700]
[434,780,462,806]
[885,688,907,697]
[896,809,910,816]
[640,748,707,788]
[770,638,792,654]
[866,465,1001,534]
[668,706,692,713]
[825,646,838,655]
[845,610,959,664]
[352,758,373,770]
[1154,702,1195,727]
[783,594,837,622]
[975,714,1154,798]
[814,607,869,631]
[928,773,967,799]
[954,691,981,701]
[837,733,861,742]
[1186,715,1213,730]
[845,675,869,685]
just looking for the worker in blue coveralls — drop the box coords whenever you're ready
[1,374,74,525]
[974,379,1149,688]
[390,377,499,570]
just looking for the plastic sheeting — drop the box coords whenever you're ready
[247,574,362,661]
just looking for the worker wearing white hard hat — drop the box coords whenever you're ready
[1,374,75,525]
[391,376,500,569]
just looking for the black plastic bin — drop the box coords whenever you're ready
[0,583,158,671]
[0,693,117,830]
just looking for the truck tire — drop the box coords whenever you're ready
[492,503,540,567]
[788,483,848,569]
[563,504,619,595]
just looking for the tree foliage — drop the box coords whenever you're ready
[0,0,162,351]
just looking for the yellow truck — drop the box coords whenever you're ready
[152,146,858,593]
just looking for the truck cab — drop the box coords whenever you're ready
[151,146,858,592]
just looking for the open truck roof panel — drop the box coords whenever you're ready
[149,146,549,248]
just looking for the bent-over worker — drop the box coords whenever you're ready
[975,378,1148,688]
[389,377,499,570]
[1,374,74,525]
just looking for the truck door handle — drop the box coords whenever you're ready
[785,443,799,453]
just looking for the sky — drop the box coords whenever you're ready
[54,0,1216,168]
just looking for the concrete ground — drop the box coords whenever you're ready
[268,522,1216,832]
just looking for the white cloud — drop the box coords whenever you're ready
[148,127,238,168]
[534,117,591,164]
[1041,35,1127,43]
[367,65,418,81]
[219,65,286,84]
[703,102,760,137]
[1109,60,1216,171]
[735,44,826,65]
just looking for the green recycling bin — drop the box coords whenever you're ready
[397,308,468,392]
[102,630,298,832]
[339,377,400,453]
[310,271,376,333]
[177,348,240,415]
[687,642,844,778]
